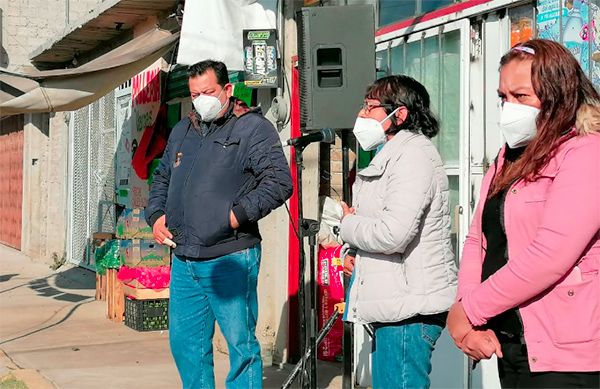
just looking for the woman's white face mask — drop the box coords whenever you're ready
[352,107,401,151]
[499,102,540,148]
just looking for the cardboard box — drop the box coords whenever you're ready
[116,91,132,208]
[123,283,170,300]
[120,239,170,268]
[116,208,153,239]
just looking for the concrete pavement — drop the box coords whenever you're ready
[0,244,342,389]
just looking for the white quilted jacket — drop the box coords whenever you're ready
[341,130,458,324]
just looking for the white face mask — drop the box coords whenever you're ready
[352,107,400,151]
[499,102,540,148]
[192,87,226,122]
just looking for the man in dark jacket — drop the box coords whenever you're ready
[146,60,293,389]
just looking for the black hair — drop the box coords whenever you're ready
[187,60,230,86]
[365,75,439,138]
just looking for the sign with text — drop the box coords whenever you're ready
[128,60,163,208]
[243,29,278,88]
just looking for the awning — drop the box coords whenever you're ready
[0,28,179,117]
[0,74,38,106]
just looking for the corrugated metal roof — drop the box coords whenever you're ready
[30,0,179,67]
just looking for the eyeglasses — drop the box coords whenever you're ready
[360,102,394,113]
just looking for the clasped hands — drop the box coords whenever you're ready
[447,301,503,362]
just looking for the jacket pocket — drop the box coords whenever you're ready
[165,190,185,245]
[212,136,241,169]
[186,195,233,247]
[521,174,555,203]
[421,322,443,347]
[542,269,600,345]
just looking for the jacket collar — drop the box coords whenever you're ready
[576,104,600,135]
[358,130,421,178]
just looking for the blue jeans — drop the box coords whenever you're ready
[372,320,443,389]
[169,245,262,389]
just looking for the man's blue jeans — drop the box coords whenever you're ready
[169,245,262,389]
[372,320,443,389]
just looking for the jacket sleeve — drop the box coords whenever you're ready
[462,137,600,326]
[339,147,434,255]
[231,118,293,224]
[145,133,173,228]
[456,166,495,301]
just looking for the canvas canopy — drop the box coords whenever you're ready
[0,28,179,116]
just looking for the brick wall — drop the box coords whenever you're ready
[320,135,356,202]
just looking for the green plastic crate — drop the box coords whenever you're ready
[125,297,169,332]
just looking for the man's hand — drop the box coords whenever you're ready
[343,255,355,276]
[460,329,503,361]
[229,210,240,229]
[340,201,355,221]
[153,215,173,246]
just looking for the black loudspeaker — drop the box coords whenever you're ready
[296,5,376,131]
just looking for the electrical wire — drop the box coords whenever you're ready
[275,0,293,126]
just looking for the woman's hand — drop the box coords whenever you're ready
[460,329,503,361]
[447,301,475,348]
[340,201,355,221]
[343,255,355,276]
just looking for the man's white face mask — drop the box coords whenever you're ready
[192,87,226,122]
[352,107,401,151]
[499,102,540,148]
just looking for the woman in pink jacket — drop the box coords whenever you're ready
[447,39,600,388]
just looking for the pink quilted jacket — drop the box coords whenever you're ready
[458,132,600,372]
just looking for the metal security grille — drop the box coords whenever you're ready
[68,91,117,268]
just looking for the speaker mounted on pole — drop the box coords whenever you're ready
[296,5,376,131]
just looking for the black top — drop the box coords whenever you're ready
[481,146,526,342]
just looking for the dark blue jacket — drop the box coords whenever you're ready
[145,104,293,258]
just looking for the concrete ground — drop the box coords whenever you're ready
[0,244,342,389]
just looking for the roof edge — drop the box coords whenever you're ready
[29,0,123,61]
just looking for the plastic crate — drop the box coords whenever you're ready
[124,297,169,331]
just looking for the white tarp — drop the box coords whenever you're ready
[177,0,277,70]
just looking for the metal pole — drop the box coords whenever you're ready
[309,233,318,388]
[282,308,341,389]
[341,131,350,205]
[295,149,309,389]
[341,130,353,389]
[65,0,69,26]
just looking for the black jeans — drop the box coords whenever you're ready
[498,343,600,388]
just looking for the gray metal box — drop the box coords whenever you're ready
[296,5,376,131]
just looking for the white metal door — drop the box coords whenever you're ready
[468,10,512,389]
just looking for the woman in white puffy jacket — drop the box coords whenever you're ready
[341,75,457,389]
